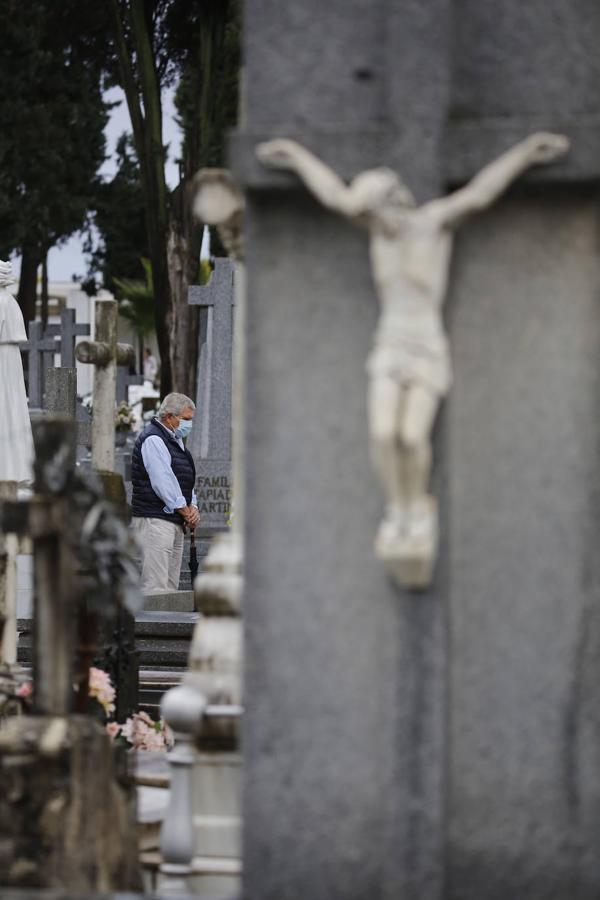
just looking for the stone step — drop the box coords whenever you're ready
[18,609,199,671]
[138,667,185,720]
[136,610,199,635]
[143,590,196,612]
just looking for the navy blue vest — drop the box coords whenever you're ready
[131,419,196,524]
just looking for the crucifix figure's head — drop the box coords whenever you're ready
[350,167,416,214]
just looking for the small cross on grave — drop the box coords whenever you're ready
[116,365,144,404]
[188,258,235,532]
[75,299,134,472]
[45,307,90,368]
[19,321,59,409]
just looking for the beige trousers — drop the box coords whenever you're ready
[131,517,184,594]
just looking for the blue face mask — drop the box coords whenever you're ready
[175,418,193,440]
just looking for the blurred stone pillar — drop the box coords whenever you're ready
[232,2,451,898]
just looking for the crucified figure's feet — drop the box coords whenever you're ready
[375,497,438,590]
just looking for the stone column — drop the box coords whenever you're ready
[75,299,134,473]
[234,3,600,900]
[233,3,450,898]
[93,300,116,471]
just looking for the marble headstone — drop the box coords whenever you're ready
[188,259,234,532]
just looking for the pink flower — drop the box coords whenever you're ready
[17,681,32,698]
[118,711,171,751]
[89,667,116,715]
[136,710,154,726]
[105,722,121,739]
[139,729,165,751]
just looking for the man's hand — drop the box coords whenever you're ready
[176,505,200,529]
[187,506,201,529]
[526,132,570,165]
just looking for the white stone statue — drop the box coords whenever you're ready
[0,260,33,484]
[256,133,569,588]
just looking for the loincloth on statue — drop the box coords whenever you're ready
[366,332,452,396]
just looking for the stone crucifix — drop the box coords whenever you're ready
[19,320,59,410]
[76,299,134,472]
[45,307,90,368]
[257,133,569,589]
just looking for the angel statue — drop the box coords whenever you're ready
[0,260,33,484]
[257,132,569,588]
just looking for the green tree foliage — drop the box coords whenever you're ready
[169,0,241,176]
[109,0,240,394]
[113,257,155,371]
[0,0,110,323]
[85,134,148,294]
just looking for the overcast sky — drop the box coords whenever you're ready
[15,86,183,284]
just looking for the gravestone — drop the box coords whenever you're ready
[45,307,90,369]
[46,368,92,463]
[19,321,58,410]
[116,365,144,404]
[76,397,92,450]
[232,3,600,899]
[188,259,234,534]
[45,366,76,419]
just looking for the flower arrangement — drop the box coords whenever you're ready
[115,401,135,432]
[88,666,116,716]
[108,710,174,752]
[18,668,172,752]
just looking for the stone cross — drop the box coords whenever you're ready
[1,419,77,713]
[188,258,235,531]
[45,307,90,368]
[75,299,134,472]
[19,321,59,409]
[116,365,144,404]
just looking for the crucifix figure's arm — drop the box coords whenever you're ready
[428,132,569,228]
[256,139,369,222]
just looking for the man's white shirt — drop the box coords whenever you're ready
[141,421,198,514]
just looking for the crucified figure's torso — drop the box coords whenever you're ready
[257,133,568,588]
[367,216,454,398]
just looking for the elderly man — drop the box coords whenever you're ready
[131,392,200,593]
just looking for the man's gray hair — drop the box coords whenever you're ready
[158,392,196,418]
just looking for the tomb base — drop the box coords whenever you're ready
[0,715,142,892]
